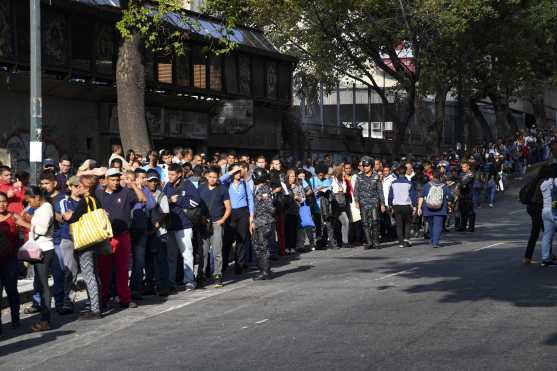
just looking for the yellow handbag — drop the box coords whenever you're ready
[70,196,113,251]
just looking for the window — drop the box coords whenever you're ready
[174,54,190,87]
[224,54,238,94]
[95,23,114,75]
[192,46,207,89]
[238,54,251,95]
[278,62,291,100]
[15,1,29,62]
[157,55,173,84]
[266,61,277,99]
[44,9,67,66]
[70,18,92,71]
[252,56,265,98]
[144,49,155,82]
[0,0,14,59]
[209,55,222,91]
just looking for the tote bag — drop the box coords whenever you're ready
[70,196,113,251]
[299,201,315,229]
[17,239,44,263]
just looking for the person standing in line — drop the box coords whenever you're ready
[144,170,170,295]
[198,167,231,288]
[250,167,275,280]
[269,157,286,256]
[457,162,476,232]
[96,168,146,309]
[144,150,163,178]
[163,163,201,291]
[389,165,418,248]
[310,164,334,249]
[282,169,305,254]
[539,164,557,267]
[220,163,254,274]
[523,167,545,264]
[62,175,103,319]
[57,155,73,192]
[331,165,350,248]
[0,191,20,334]
[381,164,397,242]
[418,170,453,249]
[354,156,385,250]
[13,187,55,332]
[159,150,174,184]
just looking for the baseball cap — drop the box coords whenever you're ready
[105,168,122,177]
[146,169,160,181]
[360,156,373,166]
[43,158,56,168]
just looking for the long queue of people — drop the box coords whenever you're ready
[0,145,491,336]
[4,129,551,336]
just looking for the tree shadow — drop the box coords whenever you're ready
[0,330,74,357]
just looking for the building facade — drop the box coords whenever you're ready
[0,0,295,170]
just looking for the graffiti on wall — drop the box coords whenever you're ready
[6,133,59,172]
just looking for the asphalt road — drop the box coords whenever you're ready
[1,189,556,371]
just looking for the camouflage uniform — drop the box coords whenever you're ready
[253,183,275,276]
[354,172,385,248]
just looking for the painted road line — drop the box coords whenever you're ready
[474,242,504,251]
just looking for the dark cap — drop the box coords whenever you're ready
[146,169,160,181]
[360,156,374,166]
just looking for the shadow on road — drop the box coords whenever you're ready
[0,330,74,357]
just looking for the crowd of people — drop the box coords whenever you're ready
[0,127,553,336]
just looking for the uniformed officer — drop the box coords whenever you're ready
[354,156,385,249]
[250,167,275,280]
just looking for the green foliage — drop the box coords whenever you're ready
[116,0,236,56]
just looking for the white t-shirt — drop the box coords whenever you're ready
[30,202,54,252]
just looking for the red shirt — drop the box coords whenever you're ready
[0,215,20,263]
[0,182,25,214]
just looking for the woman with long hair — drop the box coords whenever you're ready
[13,186,55,332]
[331,164,350,248]
[0,192,21,334]
[283,169,305,255]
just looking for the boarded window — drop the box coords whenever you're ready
[192,46,207,89]
[95,23,114,75]
[0,0,14,59]
[70,18,92,71]
[252,56,265,98]
[44,9,67,66]
[209,55,222,91]
[238,54,251,95]
[175,54,190,86]
[157,55,173,84]
[266,61,277,99]
[224,54,238,94]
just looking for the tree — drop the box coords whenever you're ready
[205,0,421,154]
[115,0,186,155]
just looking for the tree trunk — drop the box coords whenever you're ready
[469,99,494,143]
[531,94,548,129]
[116,32,150,155]
[433,84,449,155]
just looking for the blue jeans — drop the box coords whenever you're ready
[427,216,445,246]
[130,230,148,292]
[541,210,555,262]
[485,180,497,205]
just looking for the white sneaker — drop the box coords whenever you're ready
[489,204,494,208]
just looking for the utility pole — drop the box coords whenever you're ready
[30,0,43,185]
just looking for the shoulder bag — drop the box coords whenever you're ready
[70,196,113,251]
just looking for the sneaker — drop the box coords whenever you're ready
[213,275,224,288]
[432,245,440,249]
[541,260,557,267]
[404,240,412,247]
[120,301,138,309]
[398,244,405,248]
[24,306,41,315]
[185,283,196,291]
[523,257,535,265]
[489,204,494,208]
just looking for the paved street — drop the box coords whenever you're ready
[1,189,555,371]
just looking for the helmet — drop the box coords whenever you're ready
[252,167,269,185]
[360,156,374,167]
